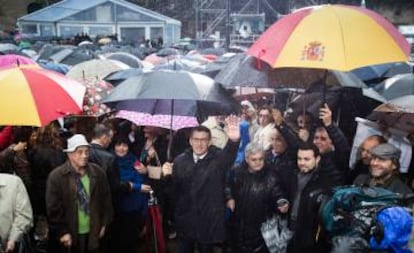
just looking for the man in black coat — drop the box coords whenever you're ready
[163,116,240,253]
[281,143,338,253]
[88,124,124,253]
[312,104,350,186]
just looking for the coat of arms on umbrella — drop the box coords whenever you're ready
[301,41,325,62]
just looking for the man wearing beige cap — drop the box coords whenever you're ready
[354,143,412,194]
[46,134,112,253]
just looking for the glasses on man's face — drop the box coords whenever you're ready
[259,114,269,118]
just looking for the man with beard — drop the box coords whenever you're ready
[354,143,412,194]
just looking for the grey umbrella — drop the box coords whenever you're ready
[374,73,414,100]
[106,52,144,68]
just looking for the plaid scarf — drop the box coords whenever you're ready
[76,174,89,214]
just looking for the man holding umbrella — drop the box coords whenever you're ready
[163,116,240,253]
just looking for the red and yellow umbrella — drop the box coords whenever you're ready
[247,4,410,71]
[0,66,86,126]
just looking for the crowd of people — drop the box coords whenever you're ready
[0,99,413,253]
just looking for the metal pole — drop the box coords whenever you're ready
[225,0,230,50]
[195,0,199,47]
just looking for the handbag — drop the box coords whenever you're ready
[261,215,293,253]
[147,151,163,180]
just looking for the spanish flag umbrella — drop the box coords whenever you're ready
[0,66,86,126]
[247,4,410,71]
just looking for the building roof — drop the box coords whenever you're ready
[18,0,181,25]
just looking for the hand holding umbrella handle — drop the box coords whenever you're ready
[319,103,332,127]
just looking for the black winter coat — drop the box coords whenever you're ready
[280,166,338,253]
[171,140,239,244]
[89,143,125,214]
[228,163,286,252]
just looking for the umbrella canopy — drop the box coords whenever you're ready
[229,86,276,101]
[116,110,198,131]
[103,68,146,86]
[367,95,414,133]
[351,62,412,82]
[215,53,368,89]
[105,52,144,68]
[0,43,18,53]
[0,54,37,68]
[215,54,277,87]
[81,78,113,116]
[38,44,95,66]
[66,59,130,81]
[38,60,70,74]
[247,4,410,71]
[103,70,239,118]
[0,67,85,126]
[374,73,414,100]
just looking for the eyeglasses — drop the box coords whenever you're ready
[258,114,269,118]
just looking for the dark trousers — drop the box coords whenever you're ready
[178,238,213,253]
[118,211,144,253]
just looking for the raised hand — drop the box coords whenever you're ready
[225,115,240,142]
[319,103,332,127]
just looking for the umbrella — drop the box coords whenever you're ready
[289,86,385,117]
[351,62,412,82]
[66,59,130,81]
[81,78,113,116]
[247,4,410,71]
[198,47,226,56]
[0,43,18,52]
[105,52,144,68]
[0,67,85,126]
[38,60,70,74]
[116,110,198,131]
[229,86,276,101]
[0,54,37,68]
[214,53,277,87]
[102,70,239,117]
[374,73,414,100]
[215,53,368,89]
[156,48,180,57]
[38,44,95,66]
[367,95,414,133]
[103,68,146,86]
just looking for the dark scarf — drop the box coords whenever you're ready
[76,173,89,214]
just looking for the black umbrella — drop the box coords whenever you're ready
[103,68,145,86]
[215,53,367,89]
[374,73,414,100]
[103,70,239,118]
